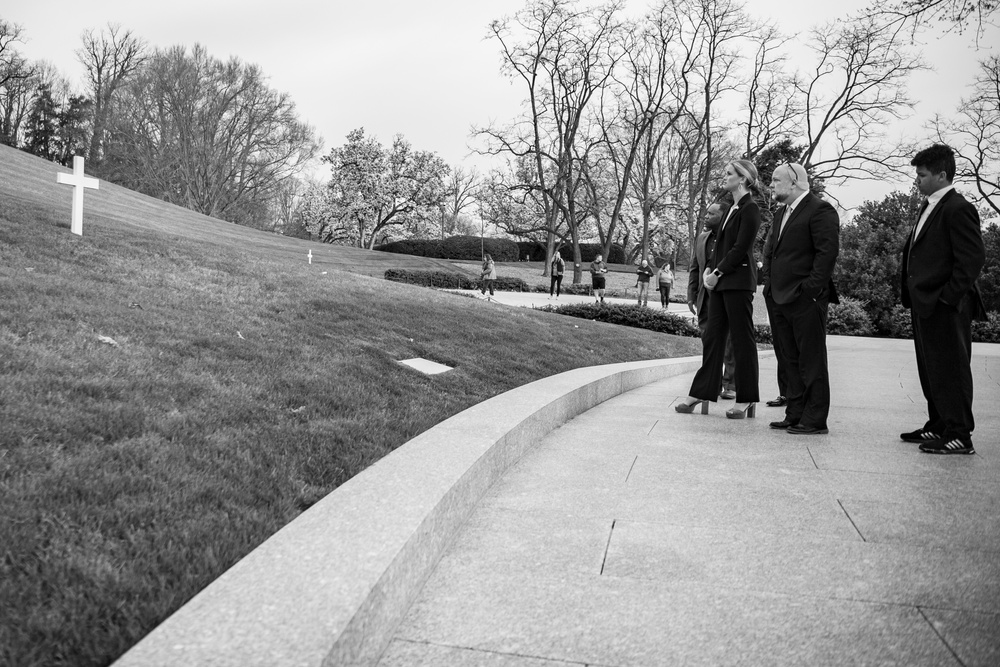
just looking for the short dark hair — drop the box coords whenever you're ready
[911,144,956,182]
[710,199,732,218]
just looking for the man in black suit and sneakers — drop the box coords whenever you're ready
[900,144,987,455]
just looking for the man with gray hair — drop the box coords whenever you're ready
[762,163,840,435]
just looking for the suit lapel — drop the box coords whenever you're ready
[774,194,812,251]
[913,189,953,246]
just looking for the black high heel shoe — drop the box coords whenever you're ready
[725,402,756,419]
[675,398,709,414]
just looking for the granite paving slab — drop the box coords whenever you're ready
[379,338,999,666]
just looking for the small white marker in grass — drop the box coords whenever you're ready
[308,249,312,264]
[398,358,453,375]
[56,155,99,236]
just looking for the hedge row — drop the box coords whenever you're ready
[376,236,520,261]
[374,235,627,263]
[384,269,530,292]
[515,241,627,264]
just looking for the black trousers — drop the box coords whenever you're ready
[770,295,830,427]
[911,297,976,440]
[764,294,789,396]
[550,274,563,296]
[689,289,758,403]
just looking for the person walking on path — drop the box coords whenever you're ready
[550,250,566,298]
[675,159,761,419]
[900,144,987,455]
[590,254,608,304]
[480,253,497,298]
[687,202,737,399]
[636,259,655,306]
[763,163,840,436]
[656,263,674,309]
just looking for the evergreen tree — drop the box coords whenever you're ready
[56,95,92,166]
[23,82,58,160]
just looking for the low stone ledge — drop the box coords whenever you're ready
[113,356,703,667]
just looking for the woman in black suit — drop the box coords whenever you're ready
[676,159,761,418]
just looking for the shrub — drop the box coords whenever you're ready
[540,303,701,337]
[442,235,519,262]
[374,238,442,257]
[973,311,1000,344]
[754,323,773,346]
[827,297,875,336]
[885,305,913,339]
[384,269,529,292]
[834,190,919,335]
[384,269,474,289]
[375,236,519,261]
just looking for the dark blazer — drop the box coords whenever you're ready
[763,192,840,306]
[687,229,715,314]
[901,188,986,319]
[711,193,760,292]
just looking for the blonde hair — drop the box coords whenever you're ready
[731,159,759,189]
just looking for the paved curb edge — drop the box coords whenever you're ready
[113,356,707,667]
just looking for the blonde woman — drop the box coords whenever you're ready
[675,159,761,419]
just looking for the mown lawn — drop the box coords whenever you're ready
[0,198,701,666]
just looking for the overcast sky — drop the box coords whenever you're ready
[3,0,996,213]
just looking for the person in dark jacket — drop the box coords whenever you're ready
[762,162,840,436]
[675,159,761,419]
[550,250,566,298]
[899,144,987,455]
[636,259,655,306]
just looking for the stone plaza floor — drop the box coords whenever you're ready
[378,336,1000,666]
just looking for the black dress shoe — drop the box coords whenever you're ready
[900,428,942,443]
[766,395,787,407]
[786,424,829,435]
[769,419,797,429]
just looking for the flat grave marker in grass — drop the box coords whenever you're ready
[399,357,454,375]
[55,155,99,236]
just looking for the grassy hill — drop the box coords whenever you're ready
[0,146,701,666]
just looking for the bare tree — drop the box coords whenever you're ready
[933,55,1000,217]
[740,23,801,160]
[796,15,926,187]
[0,19,35,145]
[868,0,998,35]
[441,166,480,238]
[592,0,698,263]
[479,0,621,282]
[76,23,146,168]
[107,44,319,227]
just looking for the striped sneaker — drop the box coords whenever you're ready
[919,438,975,455]
[900,428,941,443]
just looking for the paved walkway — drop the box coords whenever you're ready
[378,336,1000,666]
[456,289,695,315]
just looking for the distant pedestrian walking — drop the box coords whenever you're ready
[480,253,496,297]
[550,250,566,298]
[636,259,655,306]
[590,254,608,303]
[656,263,674,308]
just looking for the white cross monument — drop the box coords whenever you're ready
[56,155,100,236]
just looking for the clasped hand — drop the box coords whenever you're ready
[703,268,720,291]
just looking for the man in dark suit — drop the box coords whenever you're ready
[687,201,736,397]
[900,144,987,455]
[763,163,840,435]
